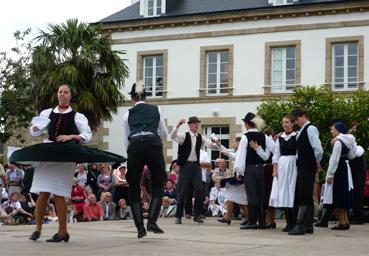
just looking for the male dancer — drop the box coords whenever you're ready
[123,82,168,238]
[289,109,323,235]
[171,117,215,224]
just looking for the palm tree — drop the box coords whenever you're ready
[30,18,129,130]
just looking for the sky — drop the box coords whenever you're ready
[0,0,132,53]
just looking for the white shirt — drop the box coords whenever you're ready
[171,128,215,162]
[233,129,274,176]
[122,101,168,155]
[29,107,92,143]
[296,121,323,163]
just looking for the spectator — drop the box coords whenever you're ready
[1,184,8,203]
[163,179,177,204]
[87,164,101,200]
[116,198,131,220]
[2,192,32,224]
[45,196,58,222]
[6,164,24,196]
[83,194,103,221]
[142,200,149,218]
[99,192,116,220]
[0,164,6,202]
[161,196,176,218]
[113,163,130,207]
[19,193,35,224]
[21,166,34,194]
[140,165,151,202]
[209,180,227,216]
[168,160,179,185]
[70,178,86,222]
[364,169,369,207]
[212,159,232,183]
[74,163,88,188]
[97,164,114,196]
[66,198,76,223]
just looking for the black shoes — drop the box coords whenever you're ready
[175,218,182,224]
[147,222,164,233]
[331,223,350,230]
[137,227,147,238]
[315,222,328,228]
[46,233,70,242]
[193,216,204,223]
[265,222,276,229]
[217,218,231,225]
[240,223,258,229]
[29,231,41,241]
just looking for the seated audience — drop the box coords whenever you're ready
[83,194,104,221]
[74,163,88,187]
[97,164,114,196]
[160,196,176,218]
[99,192,116,221]
[116,198,131,220]
[71,178,86,222]
[163,179,177,204]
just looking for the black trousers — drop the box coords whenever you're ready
[350,156,366,222]
[126,137,167,204]
[176,162,204,218]
[295,162,317,206]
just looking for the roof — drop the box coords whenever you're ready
[98,0,357,24]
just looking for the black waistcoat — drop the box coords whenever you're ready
[296,123,316,165]
[48,110,79,141]
[245,131,266,165]
[279,134,297,156]
[177,132,202,167]
[128,103,160,138]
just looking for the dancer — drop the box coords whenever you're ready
[215,137,248,226]
[10,84,125,242]
[171,117,216,224]
[234,112,274,229]
[269,115,298,232]
[288,109,323,235]
[123,82,168,238]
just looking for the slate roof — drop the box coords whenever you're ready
[98,0,358,24]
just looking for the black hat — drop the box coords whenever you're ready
[291,108,306,120]
[129,82,146,96]
[187,116,201,123]
[242,112,256,123]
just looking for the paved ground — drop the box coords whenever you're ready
[1,218,368,256]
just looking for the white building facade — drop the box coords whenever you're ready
[99,0,369,165]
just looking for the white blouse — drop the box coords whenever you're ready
[29,107,92,143]
[272,132,297,164]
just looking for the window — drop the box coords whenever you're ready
[273,0,294,5]
[143,55,163,97]
[147,0,162,17]
[264,40,301,95]
[200,45,233,97]
[271,47,296,92]
[326,36,364,91]
[203,126,230,167]
[206,51,229,95]
[332,43,358,90]
[136,49,167,98]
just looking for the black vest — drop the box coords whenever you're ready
[296,123,316,165]
[177,132,202,167]
[128,103,160,138]
[48,110,79,142]
[279,134,297,156]
[245,131,266,165]
[333,139,349,161]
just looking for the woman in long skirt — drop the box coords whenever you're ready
[269,115,297,232]
[10,84,125,242]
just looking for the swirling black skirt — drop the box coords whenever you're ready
[9,141,126,165]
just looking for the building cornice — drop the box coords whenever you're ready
[100,1,369,34]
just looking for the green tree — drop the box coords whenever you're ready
[30,19,129,130]
[0,29,35,144]
[257,86,369,178]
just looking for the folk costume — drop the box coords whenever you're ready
[10,106,125,198]
[234,113,273,229]
[288,110,323,235]
[122,82,168,238]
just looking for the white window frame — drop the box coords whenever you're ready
[203,126,230,166]
[146,0,162,17]
[332,43,359,91]
[143,55,164,98]
[206,51,229,96]
[271,47,296,93]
